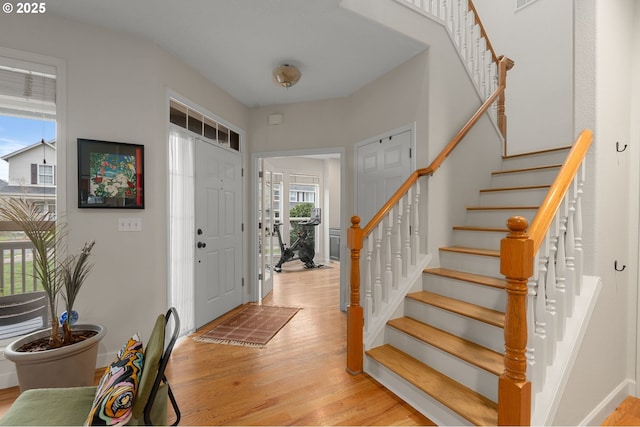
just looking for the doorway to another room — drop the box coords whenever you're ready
[254,150,344,306]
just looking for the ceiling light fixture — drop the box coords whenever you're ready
[272,64,301,88]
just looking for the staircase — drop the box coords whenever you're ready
[364,148,569,426]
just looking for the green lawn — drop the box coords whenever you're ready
[1,260,42,296]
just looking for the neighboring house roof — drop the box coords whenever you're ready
[1,139,56,162]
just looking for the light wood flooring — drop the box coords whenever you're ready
[166,262,433,425]
[0,262,638,425]
[602,396,640,426]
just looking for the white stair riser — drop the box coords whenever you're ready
[502,150,569,169]
[365,357,473,426]
[479,188,548,206]
[491,168,560,188]
[386,327,499,401]
[452,229,506,250]
[439,251,500,277]
[422,274,507,311]
[464,209,537,228]
[405,298,504,353]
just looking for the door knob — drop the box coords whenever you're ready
[197,242,207,248]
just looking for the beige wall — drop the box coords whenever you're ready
[553,0,639,424]
[0,12,249,386]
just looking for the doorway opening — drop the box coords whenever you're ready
[252,149,345,308]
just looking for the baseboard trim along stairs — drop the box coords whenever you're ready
[364,147,602,425]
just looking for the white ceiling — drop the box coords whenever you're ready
[47,0,427,108]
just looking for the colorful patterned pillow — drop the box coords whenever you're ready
[86,334,144,426]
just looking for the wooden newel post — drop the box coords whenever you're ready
[497,56,515,144]
[498,216,532,426]
[346,216,364,375]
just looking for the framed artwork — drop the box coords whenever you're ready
[77,139,144,209]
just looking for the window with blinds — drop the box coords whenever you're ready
[169,99,241,152]
[0,58,56,120]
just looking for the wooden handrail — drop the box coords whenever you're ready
[362,56,514,239]
[527,129,593,253]
[468,0,499,65]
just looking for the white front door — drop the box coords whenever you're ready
[356,129,413,226]
[194,139,243,328]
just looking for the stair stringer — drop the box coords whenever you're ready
[364,253,432,350]
[531,275,603,426]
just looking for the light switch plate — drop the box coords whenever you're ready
[118,217,142,232]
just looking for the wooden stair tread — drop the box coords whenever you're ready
[502,145,571,159]
[440,246,500,258]
[408,291,505,328]
[492,164,562,176]
[479,184,550,193]
[424,267,506,290]
[387,317,504,375]
[452,225,508,233]
[366,344,498,426]
[466,205,538,211]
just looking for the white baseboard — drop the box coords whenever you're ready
[0,371,18,390]
[579,379,635,426]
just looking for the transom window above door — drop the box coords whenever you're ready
[169,99,240,151]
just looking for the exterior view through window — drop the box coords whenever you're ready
[0,59,57,339]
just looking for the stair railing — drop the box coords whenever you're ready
[498,129,593,425]
[397,0,505,120]
[347,55,514,375]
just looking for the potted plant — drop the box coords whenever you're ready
[0,198,106,391]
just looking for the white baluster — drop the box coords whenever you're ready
[545,232,558,363]
[365,235,373,333]
[565,197,576,318]
[374,223,383,317]
[532,255,546,393]
[465,10,473,70]
[478,38,487,96]
[447,0,454,33]
[385,210,394,296]
[459,7,468,60]
[411,181,420,265]
[394,200,403,289]
[490,64,498,121]
[474,25,481,86]
[403,189,412,276]
[456,0,464,51]
[485,53,493,99]
[575,165,585,294]
[526,276,537,386]
[555,210,567,340]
